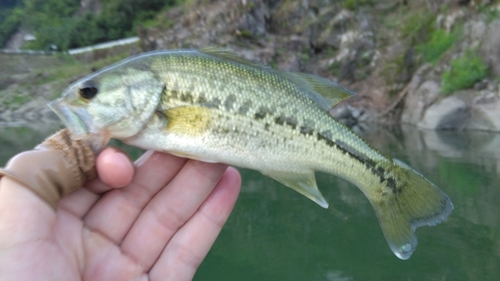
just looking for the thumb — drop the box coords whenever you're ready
[0,129,97,212]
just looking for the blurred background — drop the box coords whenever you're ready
[1,1,500,280]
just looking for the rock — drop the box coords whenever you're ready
[331,104,360,127]
[401,80,441,125]
[330,103,380,129]
[479,19,500,76]
[462,19,487,50]
[418,96,469,130]
[466,90,500,131]
[237,2,269,38]
[277,53,300,71]
[436,9,465,32]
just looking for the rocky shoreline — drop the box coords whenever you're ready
[138,0,500,133]
[2,0,500,133]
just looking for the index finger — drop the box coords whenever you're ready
[83,151,188,243]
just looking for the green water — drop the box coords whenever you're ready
[1,125,499,280]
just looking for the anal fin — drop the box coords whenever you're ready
[261,170,329,208]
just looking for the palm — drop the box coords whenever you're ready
[0,150,241,281]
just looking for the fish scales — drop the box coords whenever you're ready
[150,52,387,166]
[49,48,453,260]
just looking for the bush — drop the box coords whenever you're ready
[417,28,460,64]
[344,0,375,10]
[399,12,435,40]
[7,0,179,50]
[441,49,488,95]
[0,8,23,48]
[22,0,80,50]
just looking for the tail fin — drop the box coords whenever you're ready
[368,159,453,260]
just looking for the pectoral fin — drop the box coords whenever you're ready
[261,170,329,208]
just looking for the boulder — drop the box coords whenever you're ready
[466,91,500,131]
[401,80,441,125]
[418,96,469,130]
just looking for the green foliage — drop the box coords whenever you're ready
[399,12,435,40]
[22,0,81,50]
[68,13,105,48]
[417,28,460,64]
[1,91,31,110]
[3,0,179,50]
[441,49,488,95]
[479,5,499,23]
[382,10,435,87]
[239,30,254,38]
[0,7,23,47]
[344,0,374,10]
[329,61,341,77]
[83,0,179,46]
[0,0,23,9]
[24,0,79,17]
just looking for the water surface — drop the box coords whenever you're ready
[1,124,498,280]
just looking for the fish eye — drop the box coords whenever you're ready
[79,81,98,100]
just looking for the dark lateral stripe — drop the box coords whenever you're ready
[254,112,266,119]
[317,132,335,147]
[299,125,314,136]
[254,105,273,120]
[273,116,298,130]
[317,132,400,194]
[163,87,215,107]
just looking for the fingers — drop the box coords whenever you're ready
[149,167,241,280]
[89,147,135,192]
[119,160,230,270]
[0,146,135,244]
[83,151,187,243]
[58,147,135,217]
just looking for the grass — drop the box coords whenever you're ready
[417,28,460,64]
[89,51,131,71]
[343,0,375,10]
[441,49,488,95]
[301,53,310,61]
[52,51,130,79]
[1,91,31,110]
[381,9,435,88]
[329,60,341,77]
[383,7,435,40]
[479,4,499,23]
[1,50,133,109]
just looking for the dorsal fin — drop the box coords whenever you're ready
[294,72,356,106]
[279,71,356,110]
[199,47,271,70]
[200,47,355,110]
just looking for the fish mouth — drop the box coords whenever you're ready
[48,99,94,140]
[48,99,111,153]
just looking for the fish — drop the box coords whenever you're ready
[48,48,453,260]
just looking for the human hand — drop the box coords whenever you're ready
[0,148,241,281]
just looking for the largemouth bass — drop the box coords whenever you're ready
[49,48,453,260]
